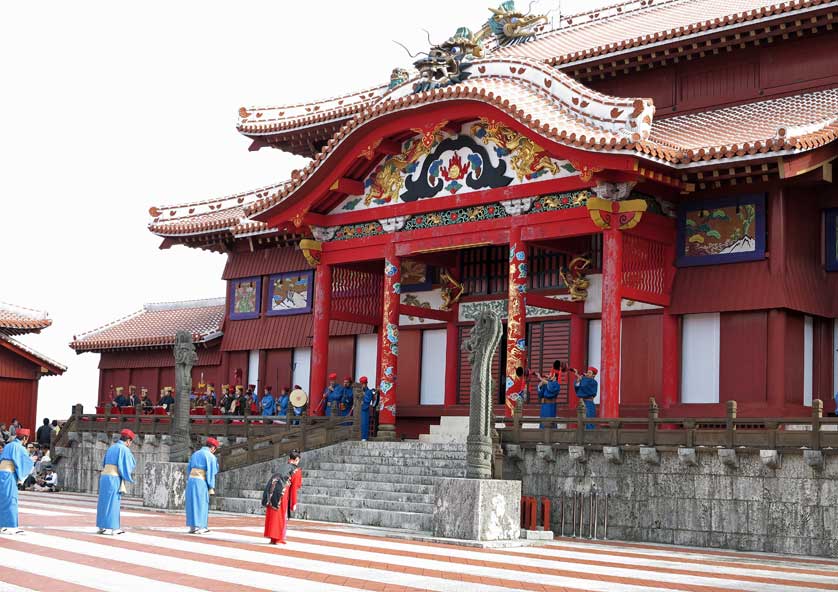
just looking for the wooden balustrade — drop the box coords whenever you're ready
[496,398,838,452]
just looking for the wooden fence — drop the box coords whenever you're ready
[495,399,838,452]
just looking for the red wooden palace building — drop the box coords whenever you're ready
[0,303,66,429]
[90,0,838,437]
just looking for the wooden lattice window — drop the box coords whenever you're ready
[460,246,508,296]
[527,320,571,406]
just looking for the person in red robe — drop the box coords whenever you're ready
[262,449,302,544]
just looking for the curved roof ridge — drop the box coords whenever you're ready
[151,181,289,215]
[0,301,50,321]
[72,308,145,342]
[143,297,226,312]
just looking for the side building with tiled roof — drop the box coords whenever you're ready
[0,302,66,430]
[70,299,227,405]
[146,0,838,436]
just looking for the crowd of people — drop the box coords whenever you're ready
[0,418,61,498]
[106,373,381,439]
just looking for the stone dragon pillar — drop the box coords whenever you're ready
[170,330,196,462]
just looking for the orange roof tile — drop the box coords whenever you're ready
[70,298,225,353]
[494,0,834,66]
[0,302,52,335]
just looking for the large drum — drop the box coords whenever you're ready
[289,389,308,408]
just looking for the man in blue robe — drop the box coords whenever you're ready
[323,373,341,416]
[359,376,377,441]
[113,387,128,408]
[261,386,276,416]
[536,360,563,427]
[573,367,599,429]
[96,429,136,535]
[186,437,219,534]
[0,428,34,534]
[338,376,354,417]
[278,387,290,417]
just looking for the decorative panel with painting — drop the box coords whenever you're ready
[229,277,261,320]
[267,271,313,316]
[676,195,766,267]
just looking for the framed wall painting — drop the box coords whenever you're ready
[825,208,838,272]
[229,277,261,320]
[267,270,314,316]
[676,194,766,267]
[401,260,433,291]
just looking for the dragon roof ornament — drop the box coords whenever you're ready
[397,2,547,94]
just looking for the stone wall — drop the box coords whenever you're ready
[55,431,174,497]
[504,445,838,557]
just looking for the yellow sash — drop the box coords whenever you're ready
[0,460,14,472]
[189,468,207,480]
[102,463,127,493]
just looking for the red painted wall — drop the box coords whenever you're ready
[326,336,355,383]
[397,329,421,408]
[785,313,805,406]
[263,349,293,392]
[620,314,662,407]
[719,311,768,405]
[587,30,838,116]
[0,378,37,432]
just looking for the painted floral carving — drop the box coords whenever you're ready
[471,118,558,181]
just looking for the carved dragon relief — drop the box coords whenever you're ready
[559,256,592,302]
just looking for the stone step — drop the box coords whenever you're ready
[300,477,434,495]
[313,456,467,469]
[343,441,466,452]
[418,433,466,443]
[299,486,432,504]
[304,470,446,487]
[211,496,263,515]
[295,502,432,532]
[240,489,263,500]
[315,461,466,477]
[298,493,434,514]
[319,450,469,461]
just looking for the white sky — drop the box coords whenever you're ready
[0,0,608,424]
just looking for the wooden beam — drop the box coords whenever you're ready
[622,287,670,307]
[329,177,365,195]
[330,310,379,326]
[400,305,453,323]
[379,139,401,155]
[525,293,583,314]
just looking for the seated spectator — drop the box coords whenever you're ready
[159,387,175,412]
[0,423,9,444]
[33,467,58,492]
[50,419,60,440]
[37,418,52,448]
[140,388,154,413]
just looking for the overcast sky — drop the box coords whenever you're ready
[1,0,608,423]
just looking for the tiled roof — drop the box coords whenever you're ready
[0,302,52,335]
[148,183,287,237]
[0,333,66,376]
[154,63,838,235]
[244,61,838,219]
[70,298,226,352]
[236,0,835,138]
[647,88,838,163]
[494,0,835,66]
[237,84,389,139]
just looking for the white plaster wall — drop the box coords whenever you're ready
[584,274,661,315]
[354,334,378,386]
[248,349,260,393]
[420,329,447,405]
[681,313,720,404]
[292,347,311,394]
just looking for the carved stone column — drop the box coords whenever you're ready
[170,330,196,462]
[463,309,502,479]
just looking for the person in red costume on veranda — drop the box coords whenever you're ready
[261,449,302,544]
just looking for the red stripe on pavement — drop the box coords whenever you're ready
[0,535,274,592]
[294,526,837,589]
[0,566,103,592]
[56,529,430,592]
[553,537,838,567]
[224,528,739,592]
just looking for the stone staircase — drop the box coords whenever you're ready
[212,440,468,532]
